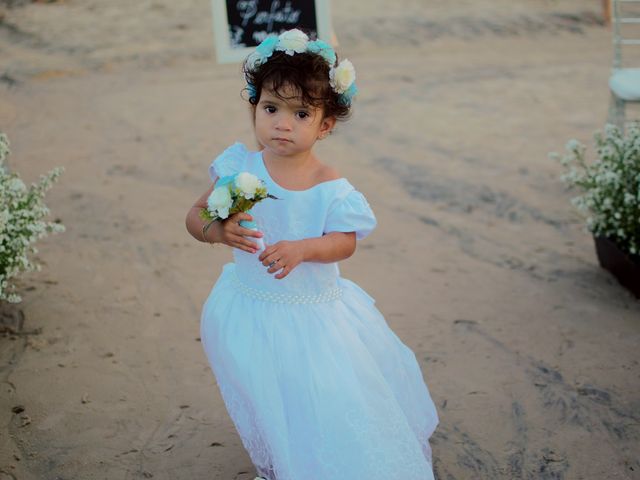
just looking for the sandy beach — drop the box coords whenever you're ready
[1,1,639,479]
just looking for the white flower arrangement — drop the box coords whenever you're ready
[329,59,356,94]
[275,28,309,55]
[553,123,640,256]
[200,172,277,223]
[206,184,233,220]
[235,172,262,199]
[244,29,358,106]
[0,133,65,303]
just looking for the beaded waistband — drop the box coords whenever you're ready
[231,271,343,304]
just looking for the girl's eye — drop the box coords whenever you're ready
[296,111,310,119]
[264,105,276,114]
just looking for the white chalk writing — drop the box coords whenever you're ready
[235,0,302,30]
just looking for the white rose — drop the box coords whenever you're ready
[235,172,261,199]
[329,59,356,94]
[276,29,308,55]
[207,186,232,219]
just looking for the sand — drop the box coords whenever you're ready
[1,1,639,479]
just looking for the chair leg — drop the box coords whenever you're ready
[602,0,612,25]
[608,92,625,130]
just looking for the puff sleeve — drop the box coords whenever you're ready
[324,189,377,240]
[208,142,248,182]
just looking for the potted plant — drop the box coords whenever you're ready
[553,123,639,298]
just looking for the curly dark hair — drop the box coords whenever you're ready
[243,50,351,120]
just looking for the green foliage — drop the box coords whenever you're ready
[0,133,65,303]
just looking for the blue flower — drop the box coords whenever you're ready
[338,82,358,105]
[307,40,336,66]
[216,174,237,188]
[247,35,279,68]
[246,83,257,100]
[255,35,278,58]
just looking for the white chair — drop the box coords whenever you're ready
[609,0,640,129]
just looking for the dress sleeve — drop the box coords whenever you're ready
[324,188,377,240]
[208,142,248,182]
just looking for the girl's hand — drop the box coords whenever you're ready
[258,240,305,279]
[218,212,263,254]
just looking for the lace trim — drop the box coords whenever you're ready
[231,270,343,304]
[216,374,434,480]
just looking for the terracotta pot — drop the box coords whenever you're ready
[594,236,640,298]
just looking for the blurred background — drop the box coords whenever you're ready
[1,1,639,479]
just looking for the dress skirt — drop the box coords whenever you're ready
[200,263,438,480]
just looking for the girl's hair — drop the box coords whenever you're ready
[243,50,351,120]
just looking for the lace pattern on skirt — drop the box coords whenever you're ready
[216,373,434,480]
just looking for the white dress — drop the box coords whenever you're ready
[200,143,439,480]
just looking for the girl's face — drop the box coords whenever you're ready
[254,84,335,158]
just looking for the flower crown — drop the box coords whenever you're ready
[245,29,358,106]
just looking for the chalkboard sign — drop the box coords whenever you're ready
[212,0,333,63]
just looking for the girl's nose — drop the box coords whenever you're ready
[275,115,293,131]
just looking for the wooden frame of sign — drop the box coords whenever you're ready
[212,0,333,64]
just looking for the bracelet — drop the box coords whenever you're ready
[202,219,217,246]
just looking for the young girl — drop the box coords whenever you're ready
[185,29,438,480]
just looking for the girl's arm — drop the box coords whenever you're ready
[258,232,356,280]
[185,182,216,243]
[300,232,356,263]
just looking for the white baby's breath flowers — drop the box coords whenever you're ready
[565,139,582,152]
[0,132,64,303]
[7,177,26,193]
[554,122,640,256]
[235,172,261,199]
[329,59,356,94]
[275,28,308,55]
[207,186,233,220]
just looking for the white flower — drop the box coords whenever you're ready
[275,29,308,55]
[624,192,635,205]
[565,139,582,151]
[0,133,64,303]
[207,186,232,219]
[7,177,25,192]
[235,172,261,199]
[329,59,356,94]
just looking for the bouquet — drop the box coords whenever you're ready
[200,172,277,224]
[553,123,640,256]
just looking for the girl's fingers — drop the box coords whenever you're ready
[263,256,275,268]
[246,241,259,251]
[237,212,253,222]
[275,265,291,279]
[229,220,263,239]
[224,225,262,249]
[237,243,256,253]
[262,254,281,268]
[258,247,275,262]
[267,261,283,274]
[229,212,252,223]
[229,234,258,253]
[242,235,259,251]
[237,226,263,238]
